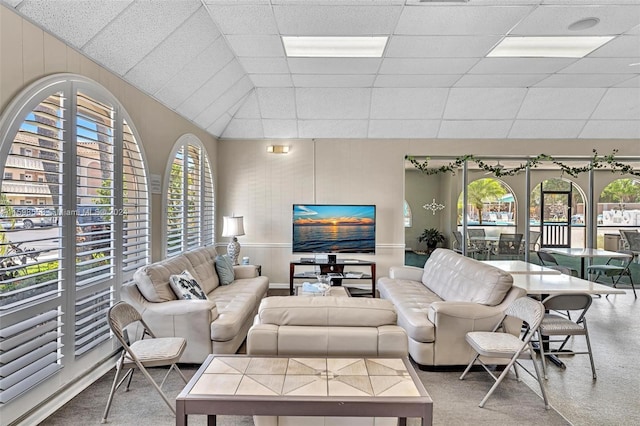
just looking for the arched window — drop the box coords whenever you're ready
[0,75,149,404]
[165,135,214,257]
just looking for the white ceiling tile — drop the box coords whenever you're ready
[511,5,640,36]
[235,92,261,119]
[288,58,381,74]
[368,120,439,138]
[627,24,640,35]
[273,4,402,35]
[375,74,461,88]
[5,0,24,6]
[591,88,640,119]
[125,9,220,95]
[386,36,501,58]
[534,74,635,88]
[469,58,578,74]
[226,35,285,57]
[370,88,448,119]
[298,120,368,138]
[154,37,235,108]
[82,0,200,74]
[518,88,606,119]
[296,88,371,119]
[239,57,290,74]
[559,58,640,74]
[256,88,296,118]
[207,4,278,34]
[615,75,640,87]
[263,119,298,138]
[194,76,255,128]
[509,120,586,138]
[249,74,293,87]
[176,60,246,118]
[438,120,513,139]
[379,58,479,74]
[395,6,533,35]
[590,36,640,58]
[292,74,376,88]
[580,120,640,138]
[17,0,132,48]
[444,88,527,119]
[221,119,265,139]
[207,113,233,137]
[454,74,546,88]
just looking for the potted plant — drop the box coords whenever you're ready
[418,228,446,253]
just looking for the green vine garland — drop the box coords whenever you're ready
[406,149,640,178]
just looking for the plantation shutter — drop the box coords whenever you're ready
[165,141,214,257]
[0,92,65,402]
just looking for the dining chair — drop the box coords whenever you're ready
[467,229,490,258]
[536,251,579,277]
[460,296,549,409]
[620,230,640,262]
[452,230,482,258]
[101,301,188,423]
[537,293,596,380]
[585,250,636,298]
[495,233,523,259]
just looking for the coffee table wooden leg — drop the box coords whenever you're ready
[398,418,407,426]
[176,400,186,426]
[207,415,216,426]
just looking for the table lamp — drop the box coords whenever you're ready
[222,216,245,265]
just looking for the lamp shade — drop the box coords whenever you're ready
[222,216,245,237]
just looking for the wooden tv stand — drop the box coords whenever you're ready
[289,258,376,297]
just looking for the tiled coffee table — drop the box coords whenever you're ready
[176,355,433,426]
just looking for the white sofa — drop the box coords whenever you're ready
[121,246,268,363]
[378,248,525,368]
[248,296,408,426]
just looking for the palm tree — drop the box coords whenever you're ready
[462,178,507,224]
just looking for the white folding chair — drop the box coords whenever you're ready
[460,297,549,409]
[101,301,188,423]
[538,293,596,380]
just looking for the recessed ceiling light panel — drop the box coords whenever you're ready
[282,36,388,58]
[487,36,614,58]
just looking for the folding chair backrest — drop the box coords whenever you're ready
[537,251,558,266]
[620,230,640,251]
[108,302,144,345]
[542,293,592,313]
[529,231,541,250]
[505,297,544,332]
[452,231,463,249]
[468,229,485,238]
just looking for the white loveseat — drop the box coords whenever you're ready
[121,246,268,363]
[247,296,409,426]
[378,248,525,368]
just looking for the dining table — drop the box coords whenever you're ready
[540,247,632,279]
[481,260,561,275]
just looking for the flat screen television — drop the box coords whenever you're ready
[292,204,376,254]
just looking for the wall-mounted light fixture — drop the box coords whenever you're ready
[267,145,290,154]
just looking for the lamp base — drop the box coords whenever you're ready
[227,237,240,265]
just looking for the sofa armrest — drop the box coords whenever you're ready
[388,265,424,281]
[427,301,504,322]
[247,324,279,355]
[234,264,259,279]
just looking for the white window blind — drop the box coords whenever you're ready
[0,77,149,407]
[166,140,214,257]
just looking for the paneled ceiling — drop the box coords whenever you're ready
[4,0,640,140]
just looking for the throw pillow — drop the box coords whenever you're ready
[169,270,207,300]
[215,254,235,285]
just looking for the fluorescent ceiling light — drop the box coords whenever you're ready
[487,36,614,58]
[282,36,388,58]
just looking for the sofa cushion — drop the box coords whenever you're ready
[215,254,235,285]
[378,278,439,342]
[421,249,513,306]
[133,255,193,302]
[208,292,258,342]
[169,270,208,300]
[183,247,220,293]
[257,297,397,327]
